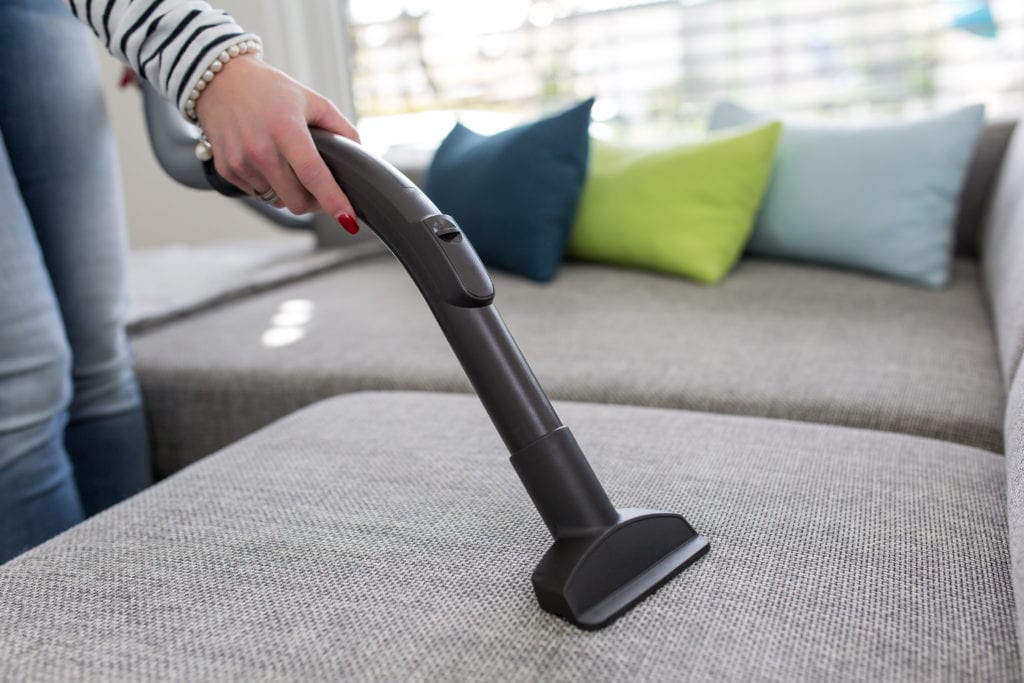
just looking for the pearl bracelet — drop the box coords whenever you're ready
[184,38,262,123]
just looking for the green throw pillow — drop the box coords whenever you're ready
[567,122,781,283]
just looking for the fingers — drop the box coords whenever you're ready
[220,128,313,214]
[275,124,355,220]
[308,97,360,143]
[205,93,360,219]
[258,155,318,215]
[211,149,259,196]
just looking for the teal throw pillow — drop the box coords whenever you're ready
[426,99,594,282]
[709,102,985,287]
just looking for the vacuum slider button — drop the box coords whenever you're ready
[427,215,462,242]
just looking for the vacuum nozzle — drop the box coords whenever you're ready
[511,427,709,629]
[533,509,709,629]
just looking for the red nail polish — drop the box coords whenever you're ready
[337,212,359,235]
[118,67,140,89]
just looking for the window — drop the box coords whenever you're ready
[346,0,1024,152]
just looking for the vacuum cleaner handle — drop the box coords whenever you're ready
[310,130,572,452]
[140,83,572,456]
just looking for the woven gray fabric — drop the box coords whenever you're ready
[126,236,384,334]
[955,120,1017,257]
[1006,365,1024,659]
[131,254,1004,475]
[0,393,1016,680]
[981,122,1024,385]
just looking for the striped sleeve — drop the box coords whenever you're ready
[65,0,260,118]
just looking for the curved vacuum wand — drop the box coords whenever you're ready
[145,97,708,629]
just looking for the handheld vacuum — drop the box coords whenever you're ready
[142,86,709,630]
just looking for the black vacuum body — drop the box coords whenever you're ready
[143,92,709,629]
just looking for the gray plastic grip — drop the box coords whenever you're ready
[141,82,208,190]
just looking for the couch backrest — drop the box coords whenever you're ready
[980,121,1024,387]
[1005,364,1024,662]
[956,121,1017,257]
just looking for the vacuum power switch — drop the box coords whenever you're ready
[428,215,463,242]
[419,215,494,305]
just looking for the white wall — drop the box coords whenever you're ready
[98,0,353,248]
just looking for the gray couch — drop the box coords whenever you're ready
[129,122,1017,476]
[1,120,1022,680]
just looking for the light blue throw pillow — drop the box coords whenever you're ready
[708,102,985,287]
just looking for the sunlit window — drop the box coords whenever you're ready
[346,0,1024,152]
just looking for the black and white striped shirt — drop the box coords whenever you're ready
[64,0,259,116]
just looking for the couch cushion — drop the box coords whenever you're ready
[1005,364,1024,659]
[981,122,1024,385]
[131,254,1004,475]
[126,234,383,334]
[0,393,1015,680]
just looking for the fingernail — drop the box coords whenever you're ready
[118,67,138,89]
[336,212,359,235]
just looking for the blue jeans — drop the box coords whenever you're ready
[0,0,152,564]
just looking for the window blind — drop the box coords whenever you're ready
[346,0,1024,147]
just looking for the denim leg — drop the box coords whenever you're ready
[0,127,84,564]
[0,1,152,519]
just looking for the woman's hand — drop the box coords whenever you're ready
[195,54,361,233]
